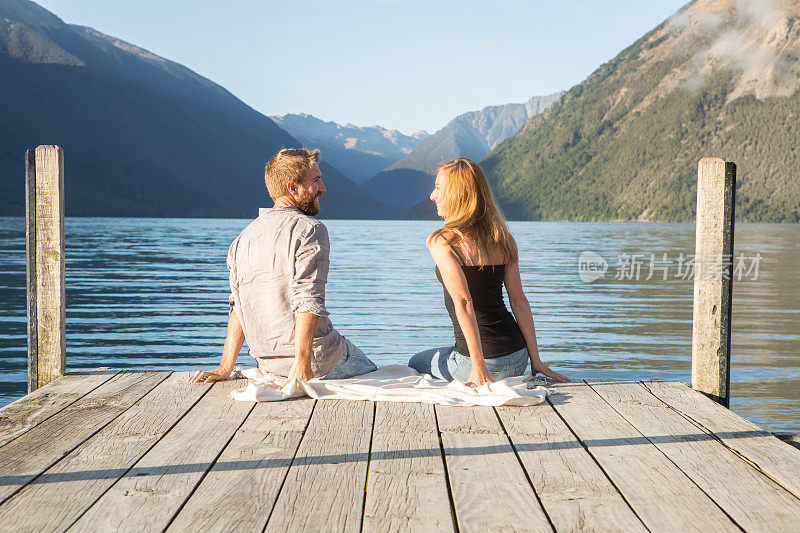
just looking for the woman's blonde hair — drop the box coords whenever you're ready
[428,158,518,265]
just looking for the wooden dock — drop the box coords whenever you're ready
[1,369,799,532]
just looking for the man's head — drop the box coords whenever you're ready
[265,148,326,215]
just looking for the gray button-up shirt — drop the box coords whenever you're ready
[227,206,346,377]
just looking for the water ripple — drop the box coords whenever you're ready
[0,217,797,432]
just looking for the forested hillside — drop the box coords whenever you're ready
[484,0,800,222]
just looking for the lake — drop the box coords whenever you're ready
[0,217,797,433]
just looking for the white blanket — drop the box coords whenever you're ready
[229,364,549,406]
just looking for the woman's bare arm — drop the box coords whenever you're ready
[504,261,570,382]
[428,235,493,386]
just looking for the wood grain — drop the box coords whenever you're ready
[644,380,800,499]
[265,400,374,533]
[0,372,169,505]
[549,381,739,532]
[0,369,118,448]
[0,372,211,532]
[436,404,551,533]
[69,379,254,532]
[692,158,736,406]
[32,145,66,389]
[362,401,454,532]
[496,399,647,532]
[1,373,797,531]
[590,379,800,530]
[168,398,315,532]
[24,148,37,393]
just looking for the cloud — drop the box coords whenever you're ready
[671,0,800,99]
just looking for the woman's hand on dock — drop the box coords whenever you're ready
[531,360,570,383]
[188,367,231,383]
[466,363,495,387]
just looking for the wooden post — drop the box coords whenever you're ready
[25,145,66,393]
[691,158,736,407]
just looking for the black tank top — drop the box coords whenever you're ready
[435,242,526,359]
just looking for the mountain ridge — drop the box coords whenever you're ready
[388,93,564,174]
[482,0,800,222]
[0,0,403,219]
[365,93,563,210]
[270,112,428,184]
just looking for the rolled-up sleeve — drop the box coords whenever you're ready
[291,223,330,317]
[227,236,242,319]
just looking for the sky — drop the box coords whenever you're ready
[34,0,691,135]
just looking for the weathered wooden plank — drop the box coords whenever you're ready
[590,380,800,530]
[28,145,66,391]
[549,381,739,532]
[69,379,254,532]
[692,158,736,406]
[644,380,800,499]
[362,402,454,532]
[167,398,315,532]
[0,369,118,448]
[24,148,37,393]
[0,371,168,505]
[264,400,374,533]
[435,404,551,533]
[0,372,211,532]
[776,433,800,451]
[496,401,647,532]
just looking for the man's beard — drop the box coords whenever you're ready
[296,191,321,216]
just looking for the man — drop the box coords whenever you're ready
[189,148,376,385]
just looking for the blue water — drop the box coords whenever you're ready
[0,217,798,432]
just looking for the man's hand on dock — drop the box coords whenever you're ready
[188,311,243,384]
[188,367,232,383]
[282,360,314,389]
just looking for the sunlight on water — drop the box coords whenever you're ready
[0,217,797,432]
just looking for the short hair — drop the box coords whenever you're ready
[264,148,320,199]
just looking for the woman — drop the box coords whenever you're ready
[408,158,569,386]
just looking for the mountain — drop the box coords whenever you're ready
[270,113,428,184]
[388,93,564,175]
[0,0,404,219]
[405,195,438,220]
[483,0,800,222]
[364,93,563,210]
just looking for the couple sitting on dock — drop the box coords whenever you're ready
[188,148,568,394]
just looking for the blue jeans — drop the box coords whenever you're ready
[322,338,377,380]
[408,346,529,382]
